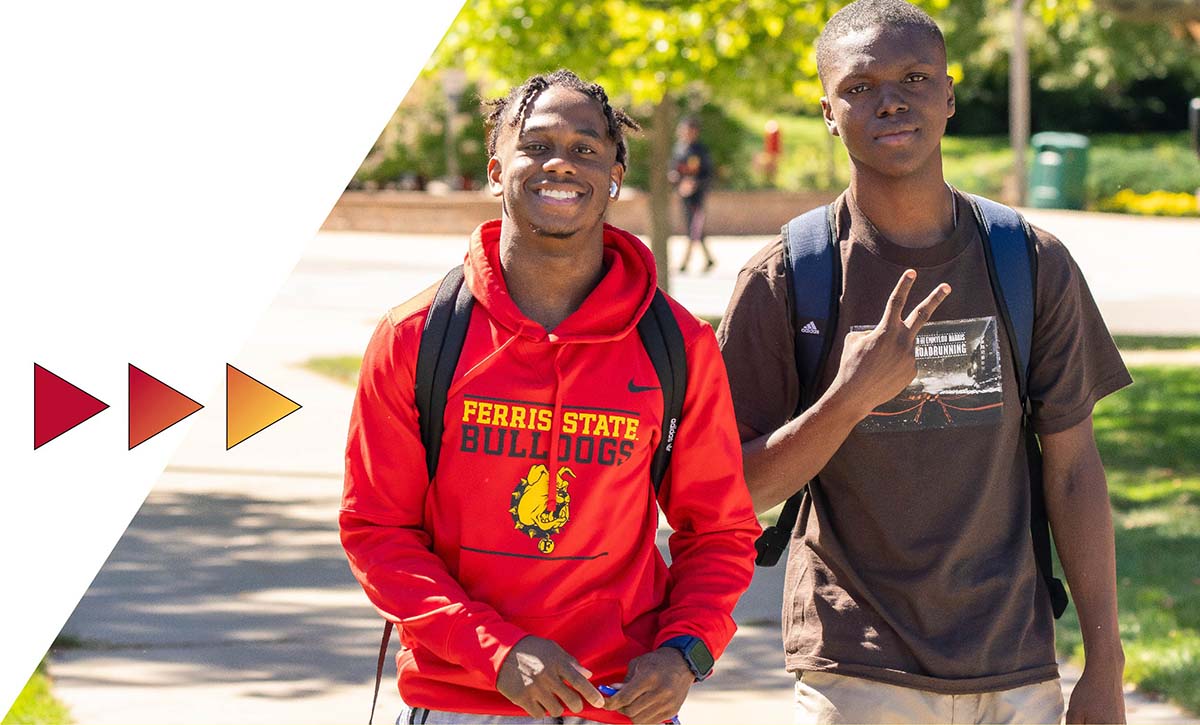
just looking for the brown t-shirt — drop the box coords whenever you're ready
[717,189,1132,694]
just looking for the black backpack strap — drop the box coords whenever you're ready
[755,204,840,567]
[376,267,473,721]
[968,193,1068,619]
[414,265,475,482]
[369,620,394,725]
[637,289,688,495]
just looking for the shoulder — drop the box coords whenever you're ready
[1026,222,1082,290]
[740,235,788,280]
[386,279,440,330]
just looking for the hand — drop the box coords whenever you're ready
[827,269,950,419]
[1066,661,1126,724]
[495,636,605,718]
[605,648,693,723]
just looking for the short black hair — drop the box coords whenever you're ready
[484,69,640,169]
[816,0,946,84]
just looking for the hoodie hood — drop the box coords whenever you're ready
[463,220,658,344]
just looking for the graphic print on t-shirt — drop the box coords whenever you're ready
[853,316,1003,432]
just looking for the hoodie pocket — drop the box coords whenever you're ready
[506,598,640,679]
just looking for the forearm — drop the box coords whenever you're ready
[1041,424,1124,668]
[742,386,866,513]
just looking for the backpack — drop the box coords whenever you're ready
[752,194,1070,622]
[368,265,687,723]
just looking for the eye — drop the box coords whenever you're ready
[574,145,596,155]
[845,83,869,95]
[521,142,548,152]
[904,73,929,83]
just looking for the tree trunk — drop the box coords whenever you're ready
[1009,0,1029,206]
[648,94,675,293]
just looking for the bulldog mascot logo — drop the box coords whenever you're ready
[509,464,574,554]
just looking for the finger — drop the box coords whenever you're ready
[563,662,605,709]
[548,682,583,716]
[514,696,543,719]
[903,282,951,333]
[605,674,650,710]
[880,269,917,329]
[535,689,565,718]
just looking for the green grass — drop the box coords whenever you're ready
[1113,335,1200,352]
[3,662,70,725]
[303,355,363,386]
[1054,366,1200,713]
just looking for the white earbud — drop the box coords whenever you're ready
[609,181,619,198]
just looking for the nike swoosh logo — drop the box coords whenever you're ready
[628,378,660,393]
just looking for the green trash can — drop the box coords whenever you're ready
[1028,132,1089,209]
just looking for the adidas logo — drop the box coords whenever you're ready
[800,320,821,335]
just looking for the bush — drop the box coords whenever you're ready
[1087,134,1200,199]
[1098,189,1199,217]
[623,99,757,191]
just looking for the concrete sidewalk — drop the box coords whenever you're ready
[51,216,1199,724]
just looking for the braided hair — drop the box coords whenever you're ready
[484,69,640,169]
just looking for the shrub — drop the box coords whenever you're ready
[1098,189,1199,217]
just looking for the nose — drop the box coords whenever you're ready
[876,85,909,118]
[543,150,577,174]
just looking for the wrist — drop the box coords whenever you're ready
[817,382,873,428]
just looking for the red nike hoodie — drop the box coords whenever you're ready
[340,221,760,721]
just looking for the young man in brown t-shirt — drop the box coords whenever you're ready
[717,1,1131,723]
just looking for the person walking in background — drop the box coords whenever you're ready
[341,69,759,725]
[718,1,1130,723]
[670,116,716,273]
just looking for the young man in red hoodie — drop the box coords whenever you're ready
[340,69,761,724]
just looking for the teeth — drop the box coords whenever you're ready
[540,189,580,200]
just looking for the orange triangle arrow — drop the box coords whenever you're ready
[226,364,301,449]
[128,364,204,449]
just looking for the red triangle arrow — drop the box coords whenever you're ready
[128,364,204,449]
[34,364,110,449]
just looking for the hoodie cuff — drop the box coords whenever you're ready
[445,615,530,684]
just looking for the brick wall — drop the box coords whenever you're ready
[322,189,840,236]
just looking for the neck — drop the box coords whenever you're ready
[848,154,955,249]
[498,218,606,331]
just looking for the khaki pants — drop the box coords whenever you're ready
[795,671,1064,725]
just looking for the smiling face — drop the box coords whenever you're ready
[487,86,624,243]
[819,23,955,183]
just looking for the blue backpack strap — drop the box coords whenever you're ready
[967,194,1036,407]
[967,193,1068,620]
[754,204,839,567]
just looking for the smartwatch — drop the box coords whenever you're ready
[659,635,714,681]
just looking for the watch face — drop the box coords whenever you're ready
[689,640,715,675]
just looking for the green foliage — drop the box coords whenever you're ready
[354,75,490,189]
[623,99,755,190]
[1087,133,1200,198]
[3,662,71,725]
[1052,366,1200,713]
[941,1,1200,135]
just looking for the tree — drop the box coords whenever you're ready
[433,0,958,291]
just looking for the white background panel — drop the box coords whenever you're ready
[0,2,464,714]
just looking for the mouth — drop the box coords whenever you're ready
[874,127,918,145]
[534,185,587,205]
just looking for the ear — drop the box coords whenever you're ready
[486,157,503,197]
[608,163,626,200]
[946,76,956,119]
[820,96,839,137]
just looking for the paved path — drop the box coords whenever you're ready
[51,212,1199,724]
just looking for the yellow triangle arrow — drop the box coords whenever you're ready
[225,364,301,450]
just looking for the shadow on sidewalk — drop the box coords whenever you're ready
[56,488,381,694]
